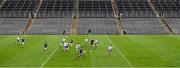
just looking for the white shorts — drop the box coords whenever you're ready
[44,48,47,50]
[22,42,24,45]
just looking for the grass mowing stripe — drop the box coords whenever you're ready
[105,35,133,67]
[41,35,67,67]
[0,35,51,66]
[87,35,95,67]
[40,46,59,68]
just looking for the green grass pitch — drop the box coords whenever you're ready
[0,35,180,67]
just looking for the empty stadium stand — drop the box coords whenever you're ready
[117,0,156,17]
[121,18,167,34]
[37,0,74,18]
[77,18,119,34]
[0,0,179,35]
[79,0,114,18]
[154,0,180,17]
[29,18,71,34]
[153,0,180,34]
[116,0,168,34]
[77,0,119,34]
[0,0,3,3]
[0,0,4,8]
[0,0,37,17]
[166,18,180,34]
[0,18,28,34]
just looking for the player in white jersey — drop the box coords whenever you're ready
[17,36,20,47]
[62,38,66,43]
[60,38,66,47]
[107,44,113,55]
[75,43,80,52]
[95,40,98,44]
[94,40,98,48]
[84,38,88,47]
[84,38,88,44]
[64,42,69,52]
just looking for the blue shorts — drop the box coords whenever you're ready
[65,46,68,48]
[108,50,112,52]
[44,47,47,50]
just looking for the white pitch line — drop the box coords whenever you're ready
[40,46,59,68]
[40,36,68,68]
[105,35,133,68]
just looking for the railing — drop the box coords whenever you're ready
[36,11,72,18]
[159,11,180,18]
[0,11,179,18]
[0,11,29,18]
[0,11,72,18]
[79,11,114,18]
[120,11,156,18]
